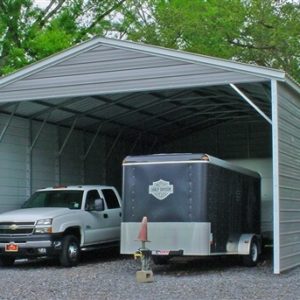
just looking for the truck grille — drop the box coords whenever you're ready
[0,222,35,235]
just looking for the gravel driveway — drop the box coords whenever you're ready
[0,249,299,300]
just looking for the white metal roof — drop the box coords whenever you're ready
[0,37,298,142]
[0,37,295,87]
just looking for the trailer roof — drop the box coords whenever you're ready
[123,153,261,178]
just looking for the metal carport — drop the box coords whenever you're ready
[0,37,299,273]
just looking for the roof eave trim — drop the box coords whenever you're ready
[285,75,300,94]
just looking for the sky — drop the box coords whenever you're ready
[34,0,50,8]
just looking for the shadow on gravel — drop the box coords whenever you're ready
[80,247,129,265]
[152,248,273,276]
[11,246,127,269]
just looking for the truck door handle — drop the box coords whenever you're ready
[103,213,108,218]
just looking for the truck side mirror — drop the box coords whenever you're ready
[94,198,104,211]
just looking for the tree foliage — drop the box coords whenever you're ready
[122,0,300,82]
[0,0,127,75]
[0,0,299,82]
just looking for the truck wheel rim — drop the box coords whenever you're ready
[68,242,79,261]
[251,243,258,262]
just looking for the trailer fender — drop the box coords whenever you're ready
[238,234,261,255]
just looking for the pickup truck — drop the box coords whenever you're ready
[0,185,122,267]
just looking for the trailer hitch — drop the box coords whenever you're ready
[134,248,152,271]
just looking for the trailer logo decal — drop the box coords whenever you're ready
[149,179,174,200]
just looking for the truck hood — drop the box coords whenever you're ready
[0,207,73,222]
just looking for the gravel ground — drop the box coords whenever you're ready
[0,249,299,300]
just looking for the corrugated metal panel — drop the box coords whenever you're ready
[47,110,73,123]
[0,43,264,103]
[0,113,119,212]
[59,48,149,65]
[163,121,271,158]
[1,65,239,91]
[13,102,46,116]
[0,114,28,212]
[76,117,99,128]
[66,97,105,111]
[0,71,265,103]
[277,82,300,272]
[30,56,186,79]
[84,132,106,184]
[31,122,57,192]
[59,128,84,185]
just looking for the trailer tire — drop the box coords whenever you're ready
[0,256,15,267]
[242,238,259,267]
[59,235,80,267]
[152,255,169,265]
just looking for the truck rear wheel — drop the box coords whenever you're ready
[0,256,15,267]
[59,235,80,267]
[242,238,259,267]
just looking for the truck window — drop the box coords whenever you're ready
[85,190,101,210]
[102,189,120,209]
[23,191,83,209]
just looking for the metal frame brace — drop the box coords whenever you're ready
[230,83,272,125]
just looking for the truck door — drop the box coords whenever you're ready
[83,189,112,245]
[100,188,122,240]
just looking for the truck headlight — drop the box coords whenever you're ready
[35,218,53,234]
[36,218,52,225]
[35,227,52,234]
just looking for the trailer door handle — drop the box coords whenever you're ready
[103,213,108,218]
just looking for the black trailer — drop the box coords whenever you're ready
[121,153,261,266]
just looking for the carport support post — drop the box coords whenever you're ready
[271,79,280,274]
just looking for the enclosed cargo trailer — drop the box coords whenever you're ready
[121,153,262,266]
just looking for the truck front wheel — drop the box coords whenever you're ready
[0,256,15,267]
[59,235,80,267]
[242,238,259,267]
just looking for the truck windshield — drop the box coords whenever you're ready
[22,190,83,210]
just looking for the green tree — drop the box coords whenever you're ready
[122,0,300,82]
[1,0,299,83]
[0,0,127,75]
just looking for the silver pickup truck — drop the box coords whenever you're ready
[0,185,122,267]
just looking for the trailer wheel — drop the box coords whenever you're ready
[0,256,15,267]
[242,238,259,267]
[59,235,80,267]
[152,255,169,265]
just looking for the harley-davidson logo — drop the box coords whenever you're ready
[149,179,174,200]
[9,224,18,231]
